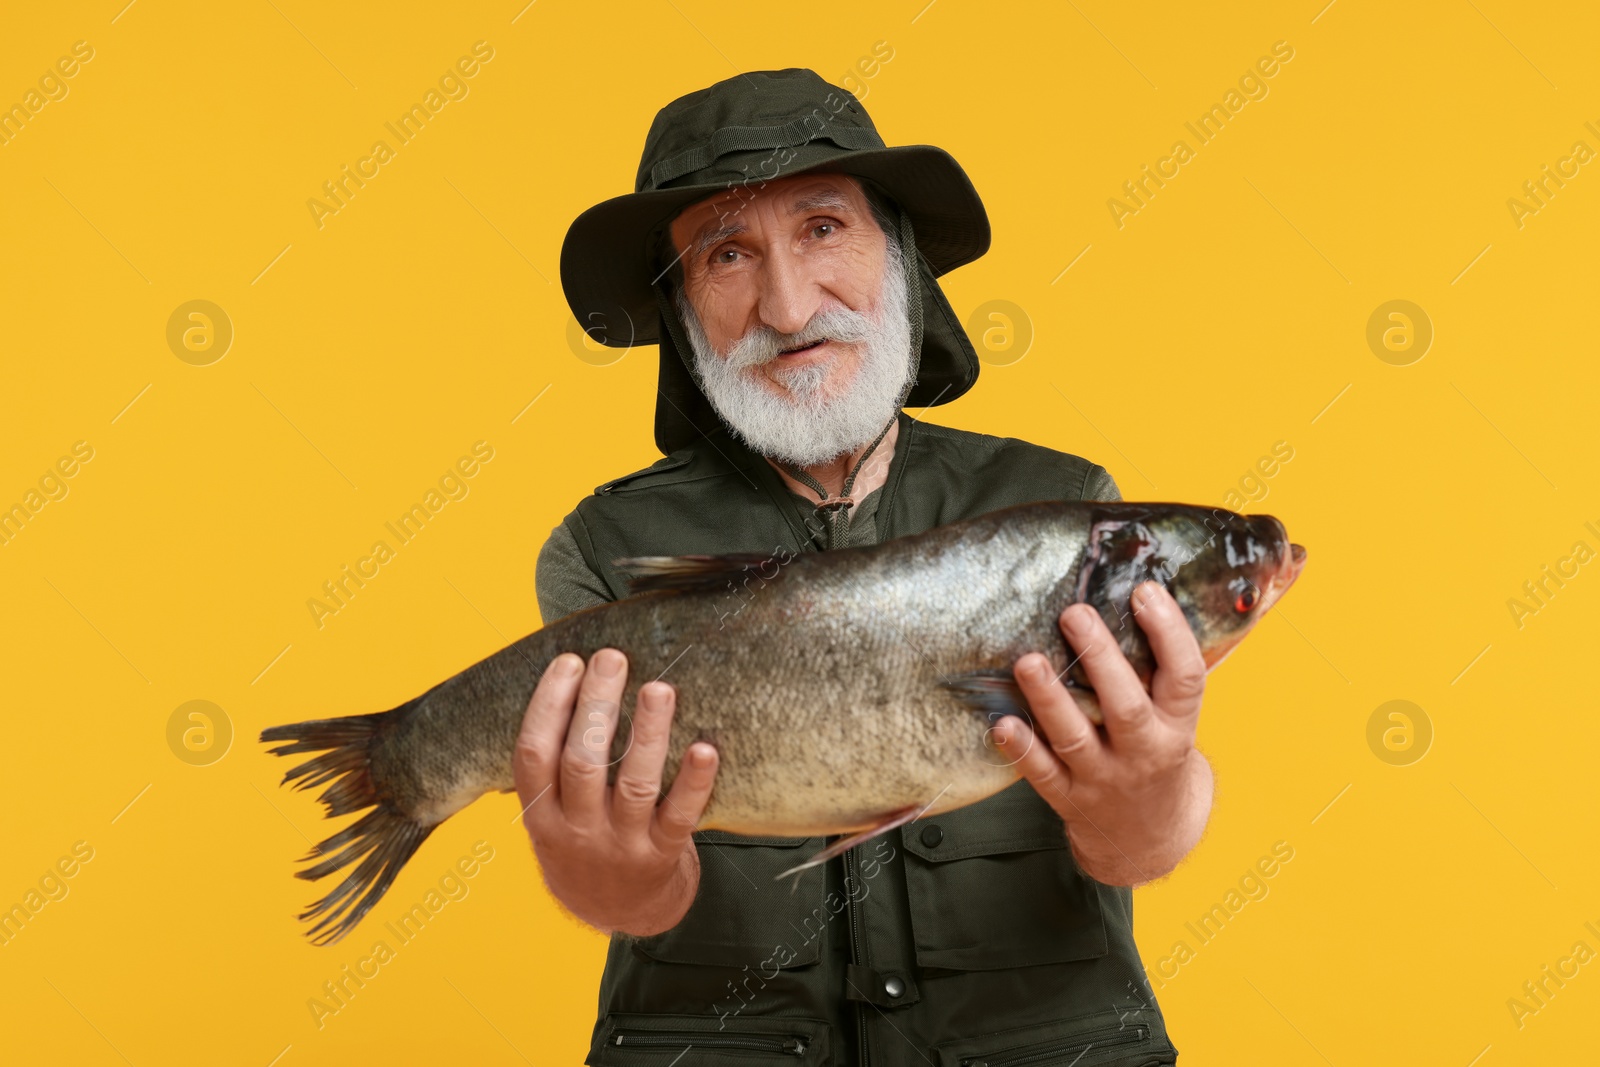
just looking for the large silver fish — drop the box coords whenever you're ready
[263,501,1305,943]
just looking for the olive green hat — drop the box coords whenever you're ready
[558,67,991,455]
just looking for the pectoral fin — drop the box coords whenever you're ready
[775,804,926,883]
[944,668,1105,726]
[940,669,1034,726]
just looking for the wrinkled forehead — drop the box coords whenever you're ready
[667,172,869,256]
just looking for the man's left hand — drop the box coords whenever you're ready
[992,580,1215,886]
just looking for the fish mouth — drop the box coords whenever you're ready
[1286,542,1307,586]
[1258,542,1307,614]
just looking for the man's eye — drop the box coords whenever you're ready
[712,248,738,264]
[811,222,835,239]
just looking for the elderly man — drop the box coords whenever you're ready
[520,69,1207,1065]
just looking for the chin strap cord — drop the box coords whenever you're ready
[774,416,895,550]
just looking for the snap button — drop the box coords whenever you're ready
[920,824,944,848]
[883,975,905,998]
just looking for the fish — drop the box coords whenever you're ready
[262,500,1306,944]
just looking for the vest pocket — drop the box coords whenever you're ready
[902,782,1108,971]
[631,832,829,968]
[591,1011,833,1065]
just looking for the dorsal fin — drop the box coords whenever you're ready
[615,551,797,595]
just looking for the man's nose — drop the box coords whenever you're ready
[755,247,823,336]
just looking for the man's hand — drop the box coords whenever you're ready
[513,648,720,936]
[992,581,1215,886]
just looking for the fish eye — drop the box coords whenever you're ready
[1233,584,1259,614]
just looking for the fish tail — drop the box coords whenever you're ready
[260,701,435,946]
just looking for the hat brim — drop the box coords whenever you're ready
[559,144,990,348]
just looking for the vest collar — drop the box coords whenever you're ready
[707,410,919,551]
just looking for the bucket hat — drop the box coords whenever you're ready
[558,67,991,454]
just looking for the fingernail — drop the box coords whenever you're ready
[642,683,667,711]
[595,649,624,678]
[689,745,713,767]
[1022,657,1048,682]
[555,654,582,678]
[1064,606,1092,634]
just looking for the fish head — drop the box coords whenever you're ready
[1073,505,1306,686]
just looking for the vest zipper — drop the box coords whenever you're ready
[611,1030,807,1055]
[959,1024,1147,1067]
[842,845,870,1065]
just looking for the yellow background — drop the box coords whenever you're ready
[2,1,1596,1063]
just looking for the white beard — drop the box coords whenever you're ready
[676,232,913,468]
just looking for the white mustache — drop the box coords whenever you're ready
[722,305,877,371]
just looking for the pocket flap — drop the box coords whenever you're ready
[902,780,1069,862]
[902,782,1107,971]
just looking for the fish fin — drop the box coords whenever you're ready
[261,702,436,946]
[614,552,793,595]
[945,668,1106,727]
[774,804,925,883]
[940,669,1035,728]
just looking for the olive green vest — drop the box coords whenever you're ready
[566,411,1178,1067]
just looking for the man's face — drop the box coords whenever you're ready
[668,172,888,401]
[666,172,913,467]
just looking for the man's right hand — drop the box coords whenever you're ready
[513,648,720,936]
